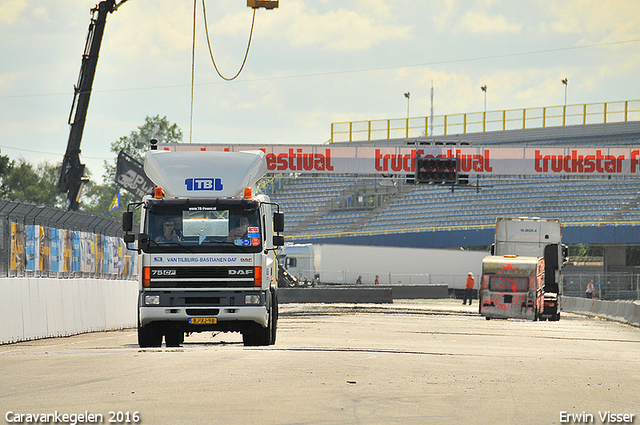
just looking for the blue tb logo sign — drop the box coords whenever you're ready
[185,178,223,191]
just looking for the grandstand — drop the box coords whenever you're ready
[269,121,640,245]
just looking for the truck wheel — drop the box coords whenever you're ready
[243,291,276,347]
[270,289,278,346]
[165,329,184,347]
[242,323,270,346]
[138,324,162,348]
[241,329,254,346]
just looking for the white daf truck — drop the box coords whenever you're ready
[488,217,567,320]
[123,143,284,347]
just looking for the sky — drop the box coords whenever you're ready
[1,0,639,182]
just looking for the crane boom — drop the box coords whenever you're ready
[58,0,119,211]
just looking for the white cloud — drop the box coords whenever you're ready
[547,0,640,42]
[0,0,27,24]
[457,10,521,34]
[102,2,194,60]
[254,0,413,51]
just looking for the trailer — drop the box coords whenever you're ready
[278,243,487,290]
[480,255,545,320]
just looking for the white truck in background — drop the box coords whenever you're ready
[488,217,568,320]
[123,142,284,347]
[278,243,487,289]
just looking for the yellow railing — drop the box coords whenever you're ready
[286,220,640,241]
[330,100,640,143]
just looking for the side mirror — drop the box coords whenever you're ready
[122,211,133,232]
[273,235,285,247]
[138,233,150,251]
[123,233,135,244]
[273,211,284,233]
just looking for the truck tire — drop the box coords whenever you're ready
[243,291,276,347]
[270,289,278,345]
[138,324,162,348]
[165,329,184,347]
[243,322,270,346]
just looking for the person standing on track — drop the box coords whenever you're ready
[463,272,475,305]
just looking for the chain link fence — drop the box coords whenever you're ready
[0,199,136,279]
[563,272,640,300]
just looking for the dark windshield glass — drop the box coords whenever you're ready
[143,200,261,253]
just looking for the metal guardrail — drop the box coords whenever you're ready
[330,100,640,142]
[0,199,136,278]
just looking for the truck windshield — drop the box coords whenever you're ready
[489,275,529,292]
[144,200,262,253]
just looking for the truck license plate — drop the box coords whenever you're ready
[189,317,217,325]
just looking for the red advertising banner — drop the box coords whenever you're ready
[157,144,640,177]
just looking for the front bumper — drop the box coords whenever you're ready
[139,290,269,328]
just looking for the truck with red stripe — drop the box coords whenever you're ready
[483,217,567,321]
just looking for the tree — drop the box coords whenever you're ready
[103,115,183,183]
[82,115,183,219]
[0,154,11,197]
[626,246,640,266]
[0,157,66,207]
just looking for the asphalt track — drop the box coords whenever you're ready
[1,300,638,425]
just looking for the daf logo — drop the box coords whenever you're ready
[229,269,252,276]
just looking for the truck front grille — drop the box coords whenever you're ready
[149,266,255,289]
[186,308,220,316]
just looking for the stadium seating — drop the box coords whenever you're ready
[268,123,640,239]
[268,173,640,238]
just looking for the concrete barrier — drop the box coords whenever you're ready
[279,287,393,303]
[279,285,449,303]
[563,296,640,327]
[0,277,138,345]
[392,285,449,299]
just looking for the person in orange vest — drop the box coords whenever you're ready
[463,272,475,305]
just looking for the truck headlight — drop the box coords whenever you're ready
[245,294,261,305]
[145,295,161,305]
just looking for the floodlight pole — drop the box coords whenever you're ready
[404,92,410,137]
[481,85,487,131]
[562,78,568,125]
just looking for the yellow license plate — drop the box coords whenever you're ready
[189,317,217,325]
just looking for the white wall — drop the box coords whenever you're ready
[0,278,138,345]
[313,244,487,288]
